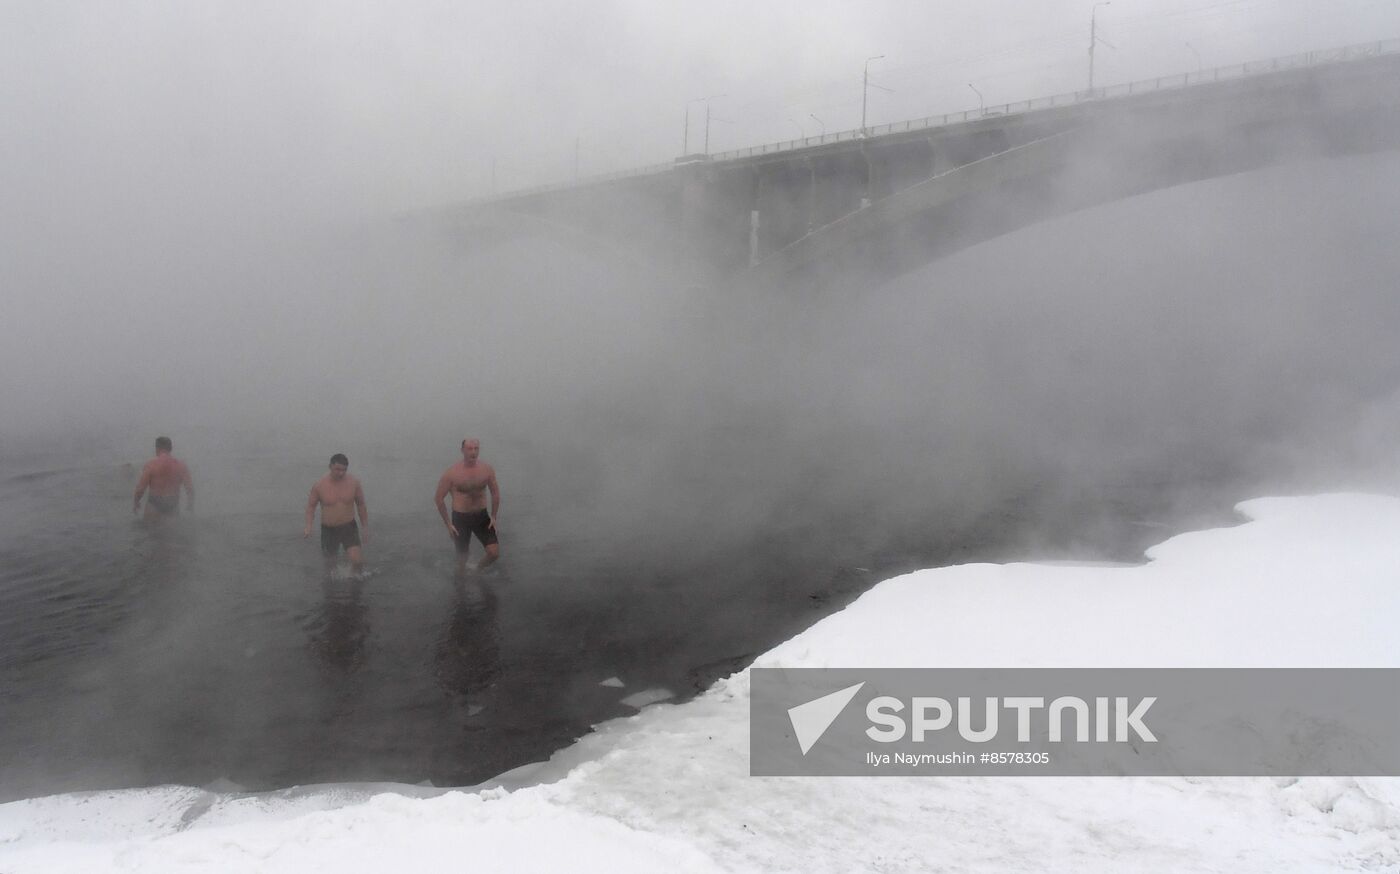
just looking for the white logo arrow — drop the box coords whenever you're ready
[787,682,865,755]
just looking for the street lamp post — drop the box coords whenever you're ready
[703,95,727,154]
[683,97,702,154]
[810,114,826,136]
[861,54,885,135]
[683,94,725,155]
[968,82,985,113]
[1089,1,1111,93]
[1186,41,1203,73]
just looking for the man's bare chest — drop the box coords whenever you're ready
[451,470,489,493]
[320,481,356,504]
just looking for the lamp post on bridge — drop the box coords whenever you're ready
[1186,41,1203,73]
[968,82,985,114]
[682,93,726,156]
[810,114,826,136]
[683,94,724,155]
[1089,1,1111,94]
[703,95,728,154]
[682,97,701,155]
[861,54,885,136]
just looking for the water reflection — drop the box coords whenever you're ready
[305,578,369,675]
[434,576,501,717]
[131,512,198,579]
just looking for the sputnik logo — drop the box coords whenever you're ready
[787,682,865,755]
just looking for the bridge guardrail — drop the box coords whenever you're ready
[713,38,1400,159]
[470,37,1400,206]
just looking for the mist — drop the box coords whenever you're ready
[9,129,1400,570]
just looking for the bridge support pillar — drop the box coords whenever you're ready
[678,167,709,282]
[749,209,760,267]
[678,162,757,281]
[750,162,816,266]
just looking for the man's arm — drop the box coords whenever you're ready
[355,480,369,539]
[181,463,195,513]
[133,464,152,514]
[303,485,319,538]
[487,469,500,529]
[434,475,458,537]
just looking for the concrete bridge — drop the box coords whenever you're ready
[437,40,1400,289]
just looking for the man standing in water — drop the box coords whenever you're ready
[133,436,195,519]
[304,453,369,573]
[434,438,501,575]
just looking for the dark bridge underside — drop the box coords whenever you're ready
[752,99,1400,292]
[444,51,1400,291]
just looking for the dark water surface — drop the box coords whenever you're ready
[0,446,1237,802]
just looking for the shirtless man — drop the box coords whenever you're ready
[303,453,369,572]
[434,438,500,574]
[133,436,194,520]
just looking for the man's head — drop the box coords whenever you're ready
[329,453,349,479]
[461,438,480,463]
[155,436,173,454]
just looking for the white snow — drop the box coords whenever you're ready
[5,492,1400,872]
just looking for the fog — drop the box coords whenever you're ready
[6,1,1400,559]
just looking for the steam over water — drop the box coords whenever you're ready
[5,153,1400,799]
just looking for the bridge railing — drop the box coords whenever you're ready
[470,37,1400,205]
[712,38,1400,161]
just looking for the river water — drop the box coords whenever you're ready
[0,439,1230,802]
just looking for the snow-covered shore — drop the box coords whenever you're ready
[6,493,1400,872]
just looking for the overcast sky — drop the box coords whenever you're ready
[4,0,1400,217]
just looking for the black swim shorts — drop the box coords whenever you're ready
[148,494,179,515]
[321,521,361,556]
[451,509,498,552]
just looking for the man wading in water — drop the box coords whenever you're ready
[133,436,195,520]
[304,453,369,574]
[434,438,501,575]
